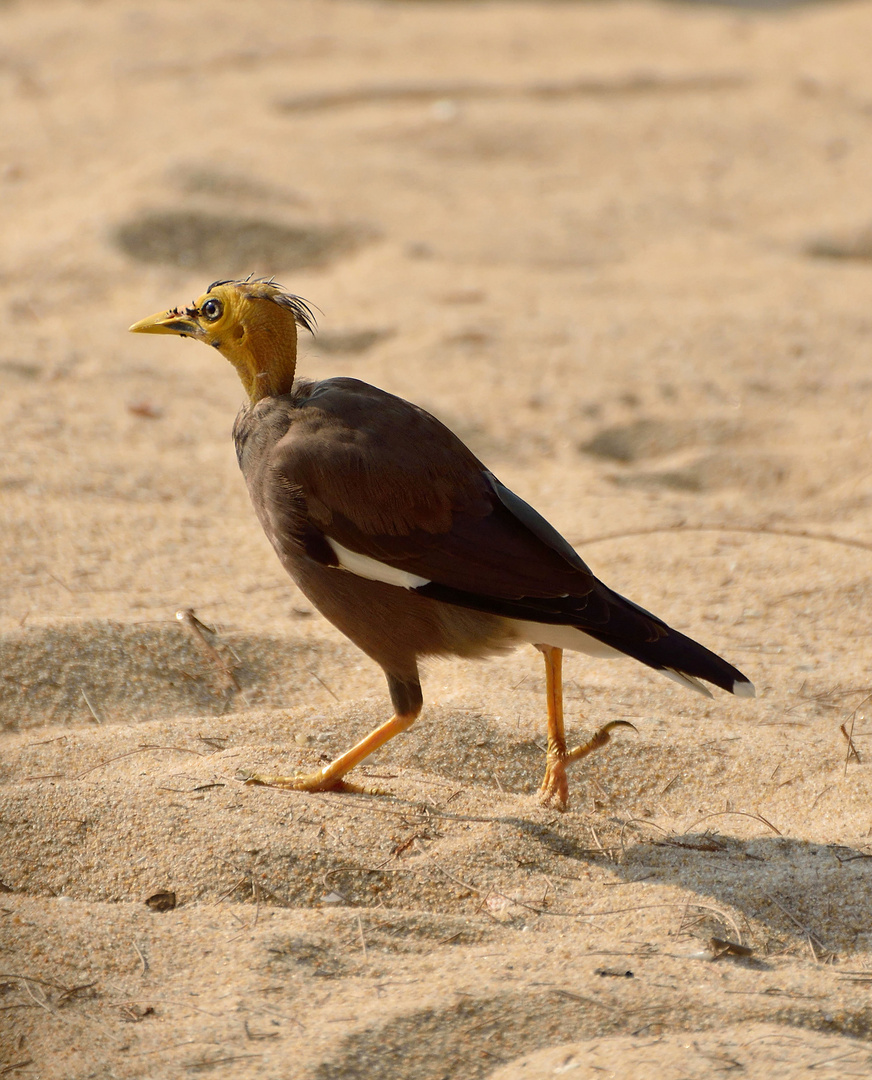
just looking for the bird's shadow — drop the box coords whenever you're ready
[506,813,870,961]
[335,781,870,963]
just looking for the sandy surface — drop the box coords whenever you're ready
[3,0,872,1075]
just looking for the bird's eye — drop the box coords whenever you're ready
[201,298,223,322]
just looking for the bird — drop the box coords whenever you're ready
[130,278,754,810]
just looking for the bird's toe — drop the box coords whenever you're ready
[538,759,570,812]
[238,767,342,793]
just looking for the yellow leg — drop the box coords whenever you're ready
[242,709,419,793]
[538,645,570,809]
[536,645,635,811]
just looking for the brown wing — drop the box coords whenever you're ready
[258,377,598,600]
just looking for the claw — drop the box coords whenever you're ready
[566,719,636,763]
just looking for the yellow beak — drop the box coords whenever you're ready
[129,309,204,338]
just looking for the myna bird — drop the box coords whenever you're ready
[130,278,754,809]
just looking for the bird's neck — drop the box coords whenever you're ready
[223,317,299,404]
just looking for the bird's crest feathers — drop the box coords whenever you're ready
[204,276,318,336]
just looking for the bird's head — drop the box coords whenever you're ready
[129,278,316,403]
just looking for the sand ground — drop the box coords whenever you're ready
[3,0,872,1076]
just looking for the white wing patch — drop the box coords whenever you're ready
[326,537,431,590]
[510,620,626,660]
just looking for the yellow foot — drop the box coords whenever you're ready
[239,769,391,797]
[537,720,636,812]
[538,757,570,811]
[567,719,636,763]
[238,768,345,793]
